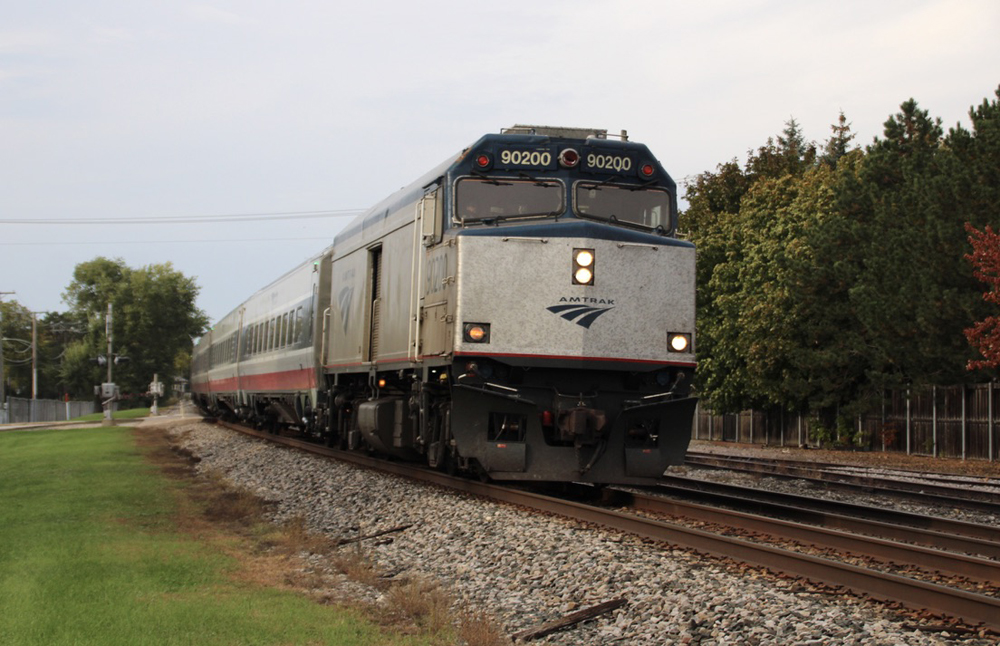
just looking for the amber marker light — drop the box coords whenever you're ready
[463,323,491,343]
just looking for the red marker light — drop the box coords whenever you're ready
[559,148,580,168]
[475,154,491,169]
[639,163,655,178]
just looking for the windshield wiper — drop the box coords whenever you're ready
[517,171,559,188]
[625,179,659,191]
[581,174,622,192]
[470,169,512,186]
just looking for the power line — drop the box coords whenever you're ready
[0,237,324,247]
[0,209,364,225]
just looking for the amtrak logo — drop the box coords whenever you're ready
[337,286,354,332]
[547,297,615,329]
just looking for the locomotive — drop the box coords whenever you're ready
[191,125,697,484]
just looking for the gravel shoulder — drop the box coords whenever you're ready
[147,415,996,645]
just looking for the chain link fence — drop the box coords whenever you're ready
[1,397,98,424]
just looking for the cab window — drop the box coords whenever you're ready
[575,183,672,232]
[456,178,563,224]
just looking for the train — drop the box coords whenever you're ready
[191,125,697,484]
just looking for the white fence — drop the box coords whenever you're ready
[0,397,98,424]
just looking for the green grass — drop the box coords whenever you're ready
[71,407,151,422]
[0,427,428,646]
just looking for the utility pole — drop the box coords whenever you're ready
[31,312,37,422]
[0,291,15,421]
[103,303,115,426]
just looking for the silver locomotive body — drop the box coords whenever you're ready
[193,126,697,484]
[447,224,696,481]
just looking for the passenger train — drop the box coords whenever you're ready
[191,125,697,484]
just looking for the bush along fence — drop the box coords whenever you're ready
[694,382,998,462]
[0,396,98,425]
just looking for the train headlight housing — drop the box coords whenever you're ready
[463,323,491,343]
[668,333,691,353]
[559,148,580,168]
[573,248,595,286]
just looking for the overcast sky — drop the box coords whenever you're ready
[2,0,998,325]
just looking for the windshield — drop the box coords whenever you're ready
[456,178,564,223]
[575,183,672,232]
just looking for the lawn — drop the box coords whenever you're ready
[71,407,151,422]
[0,426,435,645]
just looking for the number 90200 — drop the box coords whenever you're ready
[500,149,552,167]
[586,153,632,172]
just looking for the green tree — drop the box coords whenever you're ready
[683,118,821,413]
[820,111,856,167]
[1,299,33,399]
[684,91,1000,424]
[852,99,983,389]
[60,258,209,399]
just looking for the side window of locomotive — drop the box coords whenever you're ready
[575,184,672,233]
[456,178,564,223]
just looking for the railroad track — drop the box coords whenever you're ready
[656,474,1000,551]
[616,487,1000,583]
[685,451,1000,513]
[690,452,1000,488]
[208,420,1000,633]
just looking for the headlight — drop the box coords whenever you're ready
[573,248,595,285]
[668,333,691,353]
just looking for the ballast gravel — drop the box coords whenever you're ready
[164,419,992,645]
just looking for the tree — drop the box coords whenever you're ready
[60,258,209,399]
[682,119,821,413]
[965,223,1000,371]
[851,98,981,389]
[683,90,1000,425]
[820,111,856,167]
[0,299,33,398]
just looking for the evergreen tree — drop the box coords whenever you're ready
[821,111,855,167]
[853,99,982,389]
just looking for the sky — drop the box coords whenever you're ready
[2,0,998,325]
